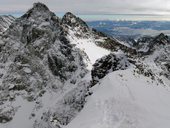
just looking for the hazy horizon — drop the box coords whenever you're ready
[1,13,170,21]
[1,1,170,21]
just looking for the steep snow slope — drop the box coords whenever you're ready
[60,12,111,70]
[66,68,170,128]
[68,30,110,70]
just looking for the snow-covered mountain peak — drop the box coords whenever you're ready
[62,12,77,22]
[5,3,62,43]
[21,2,57,23]
[62,12,90,38]
[134,33,170,54]
[153,33,169,45]
[62,12,88,29]
[32,2,50,11]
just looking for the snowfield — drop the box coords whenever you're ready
[65,68,170,128]
[68,29,110,70]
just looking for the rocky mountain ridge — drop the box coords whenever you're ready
[0,2,124,127]
[0,15,15,34]
[0,3,89,127]
[0,2,170,128]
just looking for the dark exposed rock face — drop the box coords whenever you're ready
[91,53,130,85]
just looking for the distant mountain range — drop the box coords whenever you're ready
[87,20,170,38]
[87,20,170,46]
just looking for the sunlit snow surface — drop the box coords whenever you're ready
[68,29,110,70]
[65,68,170,128]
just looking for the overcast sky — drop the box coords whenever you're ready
[0,0,170,15]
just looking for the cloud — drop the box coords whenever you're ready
[0,0,170,15]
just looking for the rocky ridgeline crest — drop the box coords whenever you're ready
[0,2,170,128]
[91,53,130,85]
[134,33,170,54]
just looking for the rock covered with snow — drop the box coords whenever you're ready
[62,12,90,38]
[91,53,130,84]
[0,15,15,34]
[0,2,88,127]
[93,29,137,58]
[33,81,89,128]
[21,2,57,22]
[132,33,170,80]
[134,33,170,54]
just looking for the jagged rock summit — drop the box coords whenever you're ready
[62,12,88,28]
[62,12,90,38]
[21,2,55,20]
[134,33,170,54]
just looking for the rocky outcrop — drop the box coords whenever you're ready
[61,12,90,38]
[91,53,130,85]
[92,29,137,58]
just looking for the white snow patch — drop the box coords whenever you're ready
[0,39,5,45]
[23,67,32,73]
[68,30,110,70]
[8,84,15,89]
[65,68,170,128]
[38,22,50,28]
[1,96,35,128]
